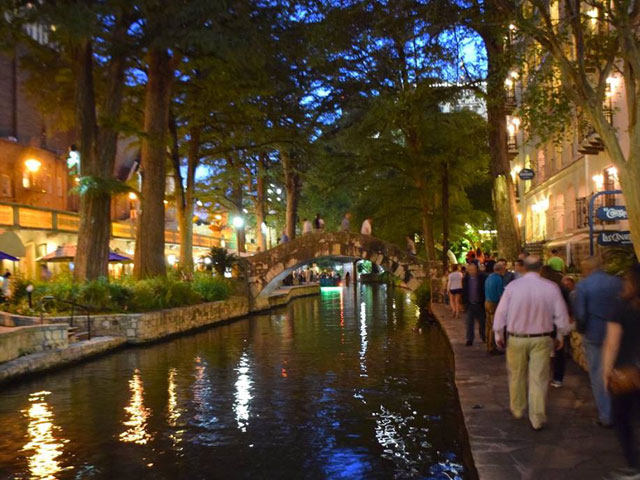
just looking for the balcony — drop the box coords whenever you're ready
[576,193,621,229]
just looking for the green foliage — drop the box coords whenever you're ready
[412,282,432,310]
[206,247,238,277]
[604,247,638,277]
[1,274,232,315]
[78,277,115,311]
[73,176,138,198]
[192,274,231,302]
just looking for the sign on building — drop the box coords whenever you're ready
[596,205,628,221]
[518,168,535,181]
[597,231,632,246]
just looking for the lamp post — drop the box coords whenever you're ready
[233,216,244,252]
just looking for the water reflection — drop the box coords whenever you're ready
[192,356,217,433]
[167,367,184,448]
[22,390,68,480]
[359,301,368,376]
[120,369,152,445]
[0,286,470,479]
[233,352,253,432]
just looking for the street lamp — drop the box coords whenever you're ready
[233,216,244,228]
[25,158,41,173]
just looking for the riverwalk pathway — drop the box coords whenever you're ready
[433,304,625,480]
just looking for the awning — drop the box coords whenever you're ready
[545,233,590,248]
[0,251,19,262]
[0,231,26,257]
[37,245,133,263]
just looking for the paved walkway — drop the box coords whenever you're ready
[432,304,625,480]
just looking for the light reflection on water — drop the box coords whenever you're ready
[233,351,253,432]
[359,301,368,377]
[21,391,69,480]
[0,285,470,479]
[119,369,152,445]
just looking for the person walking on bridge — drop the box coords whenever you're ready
[341,213,351,232]
[302,218,312,235]
[493,256,570,431]
[360,217,372,236]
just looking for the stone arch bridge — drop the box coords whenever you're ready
[244,232,438,308]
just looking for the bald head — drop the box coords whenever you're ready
[494,262,505,274]
[581,256,602,275]
[524,255,542,272]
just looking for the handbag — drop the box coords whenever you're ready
[609,365,640,395]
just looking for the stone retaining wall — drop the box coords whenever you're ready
[267,284,321,308]
[98,297,250,343]
[0,324,68,363]
[0,336,126,384]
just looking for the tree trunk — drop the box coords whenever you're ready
[72,39,109,282]
[134,47,174,279]
[255,152,267,251]
[282,150,300,239]
[617,160,640,260]
[485,36,521,260]
[231,181,246,253]
[169,116,199,273]
[442,160,450,267]
[421,194,436,261]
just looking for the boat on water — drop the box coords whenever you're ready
[319,277,341,287]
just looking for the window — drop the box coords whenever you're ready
[0,175,11,197]
[537,150,546,183]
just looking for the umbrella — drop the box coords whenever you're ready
[37,245,133,263]
[109,251,133,263]
[0,251,19,262]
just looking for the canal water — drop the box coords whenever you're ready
[0,285,473,479]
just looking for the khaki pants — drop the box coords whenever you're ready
[506,335,553,428]
[485,301,497,353]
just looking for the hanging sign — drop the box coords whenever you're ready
[597,231,632,246]
[518,168,535,180]
[596,205,628,221]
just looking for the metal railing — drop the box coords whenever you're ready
[38,296,93,340]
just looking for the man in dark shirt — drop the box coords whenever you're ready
[462,262,487,346]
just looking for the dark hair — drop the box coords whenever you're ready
[515,259,524,266]
[469,252,476,259]
[623,263,640,307]
[551,249,558,254]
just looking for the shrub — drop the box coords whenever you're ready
[165,279,201,308]
[412,281,431,310]
[78,277,114,311]
[193,273,231,302]
[127,278,166,312]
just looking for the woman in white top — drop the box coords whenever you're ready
[447,264,464,318]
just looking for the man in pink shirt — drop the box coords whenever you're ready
[493,256,570,430]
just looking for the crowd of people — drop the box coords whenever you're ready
[446,249,640,472]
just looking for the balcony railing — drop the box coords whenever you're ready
[576,194,621,229]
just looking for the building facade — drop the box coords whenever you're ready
[508,69,630,267]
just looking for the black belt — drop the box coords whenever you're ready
[508,331,554,338]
